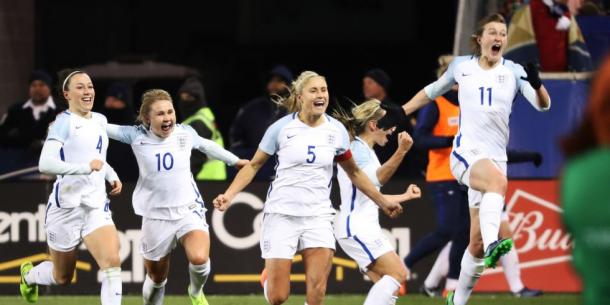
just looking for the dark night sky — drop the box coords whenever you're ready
[35,0,457,136]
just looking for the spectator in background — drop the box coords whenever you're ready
[561,54,610,305]
[505,0,593,71]
[0,70,59,151]
[178,77,227,180]
[363,68,424,178]
[102,82,138,181]
[229,65,293,180]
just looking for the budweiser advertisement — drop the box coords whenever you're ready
[475,180,582,292]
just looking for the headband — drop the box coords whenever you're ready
[62,70,83,91]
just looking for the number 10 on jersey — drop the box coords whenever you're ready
[155,152,174,171]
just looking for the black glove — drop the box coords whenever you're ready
[520,62,542,90]
[533,152,543,167]
[379,103,409,131]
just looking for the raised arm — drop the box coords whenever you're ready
[376,131,413,185]
[518,62,551,111]
[339,156,403,218]
[213,149,270,211]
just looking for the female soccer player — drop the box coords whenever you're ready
[20,69,123,305]
[105,89,247,305]
[213,71,403,305]
[400,14,551,305]
[333,99,421,305]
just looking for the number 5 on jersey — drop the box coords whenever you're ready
[306,145,316,163]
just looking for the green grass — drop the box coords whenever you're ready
[0,294,581,305]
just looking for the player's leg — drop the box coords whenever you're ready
[498,217,543,297]
[302,248,334,305]
[180,229,211,305]
[264,258,292,305]
[446,187,471,293]
[421,242,450,296]
[143,255,171,305]
[469,159,512,268]
[451,208,485,305]
[365,251,406,305]
[83,224,122,305]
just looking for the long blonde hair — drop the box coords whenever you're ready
[332,99,385,139]
[274,71,325,112]
[137,89,173,127]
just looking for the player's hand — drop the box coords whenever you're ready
[404,184,421,200]
[235,159,249,170]
[213,193,233,211]
[90,159,104,171]
[382,201,403,219]
[397,131,413,153]
[109,180,122,196]
[520,62,542,89]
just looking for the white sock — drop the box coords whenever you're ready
[24,261,57,286]
[263,279,270,303]
[453,250,484,305]
[100,267,122,305]
[389,295,398,305]
[143,274,167,305]
[446,278,458,291]
[479,192,504,250]
[363,275,401,305]
[424,242,451,288]
[500,247,524,293]
[189,260,211,296]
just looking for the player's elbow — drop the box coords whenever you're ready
[38,158,53,174]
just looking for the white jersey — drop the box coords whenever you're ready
[335,137,382,238]
[424,56,550,161]
[106,123,239,220]
[45,111,110,208]
[259,113,351,216]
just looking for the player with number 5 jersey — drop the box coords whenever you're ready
[213,71,403,305]
[399,14,551,305]
[105,89,248,305]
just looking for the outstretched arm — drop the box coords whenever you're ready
[213,149,270,211]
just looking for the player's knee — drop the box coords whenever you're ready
[100,254,121,269]
[188,253,209,266]
[392,266,408,283]
[468,241,484,257]
[267,291,289,305]
[488,174,507,194]
[148,272,167,284]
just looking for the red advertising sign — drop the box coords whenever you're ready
[475,180,582,292]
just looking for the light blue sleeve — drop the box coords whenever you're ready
[258,114,293,155]
[506,60,551,112]
[106,124,141,144]
[46,112,70,143]
[351,140,381,187]
[184,125,239,165]
[328,116,351,156]
[424,56,467,100]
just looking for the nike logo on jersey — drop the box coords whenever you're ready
[75,125,83,129]
[287,134,296,139]
[462,73,471,77]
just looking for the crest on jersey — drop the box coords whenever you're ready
[328,134,336,145]
[178,134,188,150]
[497,74,506,84]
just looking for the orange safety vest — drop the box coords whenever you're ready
[426,96,460,182]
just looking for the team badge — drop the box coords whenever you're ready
[497,74,506,84]
[328,134,335,145]
[178,134,188,150]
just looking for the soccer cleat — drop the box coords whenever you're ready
[445,290,455,305]
[513,287,543,298]
[418,284,440,297]
[19,261,38,303]
[259,268,268,288]
[188,285,209,305]
[484,238,513,268]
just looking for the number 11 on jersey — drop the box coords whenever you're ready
[479,86,492,106]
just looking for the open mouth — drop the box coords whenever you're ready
[491,43,501,55]
[161,122,173,132]
[82,97,93,103]
[313,100,325,108]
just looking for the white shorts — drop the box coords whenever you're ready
[140,207,209,261]
[450,147,489,187]
[260,213,335,259]
[337,230,394,272]
[44,201,114,252]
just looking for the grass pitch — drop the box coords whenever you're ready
[0,293,580,304]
